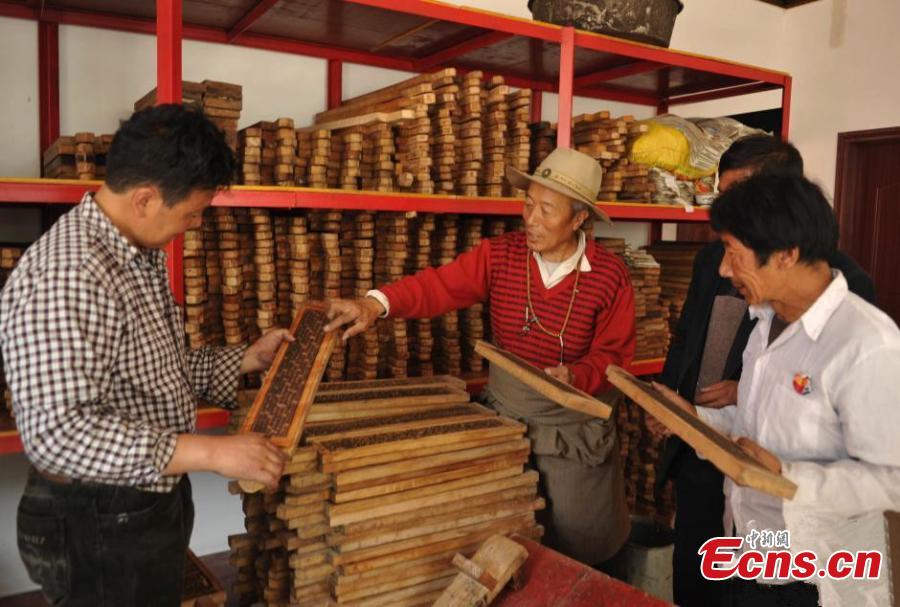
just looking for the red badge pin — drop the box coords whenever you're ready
[792,373,812,395]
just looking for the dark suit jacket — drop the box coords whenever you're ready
[656,240,876,488]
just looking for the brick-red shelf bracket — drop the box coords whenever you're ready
[556,26,575,149]
[656,68,670,114]
[415,30,513,71]
[574,60,663,90]
[327,59,343,109]
[668,81,779,106]
[227,0,280,43]
[37,20,59,172]
[781,76,792,140]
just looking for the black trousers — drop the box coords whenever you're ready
[672,448,727,607]
[725,579,819,607]
[16,468,194,607]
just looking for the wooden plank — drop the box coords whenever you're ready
[300,110,415,134]
[332,498,543,554]
[332,439,529,487]
[475,340,612,419]
[238,303,337,493]
[328,468,537,526]
[337,517,537,576]
[313,386,469,408]
[337,486,537,538]
[337,568,456,602]
[318,417,524,463]
[304,405,484,443]
[321,434,522,473]
[316,374,466,393]
[606,365,797,499]
[333,451,529,501]
[340,576,455,607]
[181,549,227,606]
[307,399,472,423]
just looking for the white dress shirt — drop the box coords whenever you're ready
[368,231,592,316]
[698,271,900,603]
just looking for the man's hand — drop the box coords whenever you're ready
[543,365,573,385]
[696,380,738,409]
[736,437,782,474]
[241,328,294,374]
[165,434,287,491]
[325,297,385,342]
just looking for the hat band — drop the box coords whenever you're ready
[541,168,596,204]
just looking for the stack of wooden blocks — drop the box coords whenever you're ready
[275,119,296,187]
[299,129,331,188]
[645,242,705,337]
[625,247,670,360]
[618,159,655,203]
[230,375,544,606]
[617,397,675,525]
[216,208,246,347]
[459,218,486,373]
[259,122,278,186]
[374,214,411,379]
[481,79,508,197]
[0,247,22,419]
[339,129,364,190]
[504,90,532,196]
[42,133,112,180]
[202,211,225,347]
[288,216,311,315]
[528,122,557,172]
[360,123,395,192]
[430,72,459,194]
[309,212,345,381]
[183,226,208,350]
[432,216,462,376]
[273,216,293,328]
[346,213,380,381]
[237,209,261,346]
[408,214,437,376]
[456,71,484,197]
[251,210,277,335]
[239,124,263,185]
[134,80,241,150]
[201,80,242,150]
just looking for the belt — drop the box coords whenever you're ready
[33,467,77,485]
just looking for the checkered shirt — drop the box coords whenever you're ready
[0,193,245,492]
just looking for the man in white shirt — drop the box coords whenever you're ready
[654,171,900,606]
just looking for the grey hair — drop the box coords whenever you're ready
[570,200,590,216]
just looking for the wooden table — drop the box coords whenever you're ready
[494,537,672,607]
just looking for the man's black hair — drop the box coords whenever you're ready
[710,171,838,266]
[718,134,804,178]
[105,104,236,206]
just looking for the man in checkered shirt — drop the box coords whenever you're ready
[0,105,289,605]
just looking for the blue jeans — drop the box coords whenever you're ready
[17,468,194,606]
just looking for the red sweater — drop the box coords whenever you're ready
[380,231,636,394]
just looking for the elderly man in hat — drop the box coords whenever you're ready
[326,148,635,568]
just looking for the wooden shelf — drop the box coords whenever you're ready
[0,358,664,455]
[0,179,710,222]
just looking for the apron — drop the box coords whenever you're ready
[482,364,631,564]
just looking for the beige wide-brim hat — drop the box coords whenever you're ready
[506,147,611,223]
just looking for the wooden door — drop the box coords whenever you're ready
[835,127,900,326]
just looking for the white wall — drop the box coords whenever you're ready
[781,0,900,196]
[0,17,39,177]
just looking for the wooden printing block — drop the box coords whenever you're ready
[237,303,337,493]
[606,365,797,500]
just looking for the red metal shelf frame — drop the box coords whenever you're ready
[0,179,712,221]
[0,359,664,455]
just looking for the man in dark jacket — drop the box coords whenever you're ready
[657,135,876,607]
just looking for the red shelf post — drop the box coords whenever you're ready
[37,21,60,173]
[157,0,185,304]
[781,75,792,140]
[556,26,575,149]
[530,89,542,126]
[328,59,343,110]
